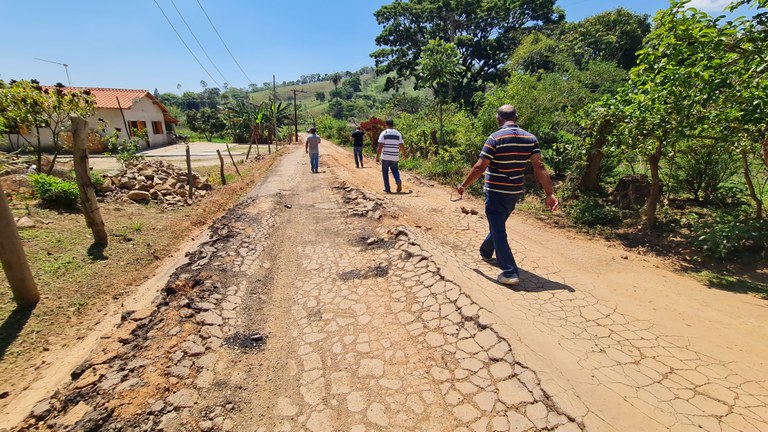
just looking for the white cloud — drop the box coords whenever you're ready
[686,0,732,12]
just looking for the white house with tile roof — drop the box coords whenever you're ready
[4,87,178,152]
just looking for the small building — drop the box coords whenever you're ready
[5,87,178,152]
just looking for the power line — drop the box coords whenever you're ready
[151,0,221,88]
[168,0,231,86]
[195,0,253,85]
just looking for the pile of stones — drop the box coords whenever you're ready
[98,161,213,208]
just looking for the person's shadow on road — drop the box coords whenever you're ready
[472,268,575,293]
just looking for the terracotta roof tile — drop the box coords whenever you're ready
[43,86,177,123]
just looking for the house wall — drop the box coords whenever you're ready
[2,96,170,152]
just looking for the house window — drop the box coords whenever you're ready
[152,121,164,135]
[128,121,147,133]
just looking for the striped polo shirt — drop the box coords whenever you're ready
[480,123,540,195]
[378,128,404,161]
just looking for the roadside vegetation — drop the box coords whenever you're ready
[144,0,768,285]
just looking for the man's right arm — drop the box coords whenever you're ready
[376,143,383,162]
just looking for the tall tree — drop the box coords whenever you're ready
[559,8,651,70]
[371,0,563,103]
[187,108,225,141]
[417,39,462,145]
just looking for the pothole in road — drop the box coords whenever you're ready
[338,264,390,280]
[224,332,267,351]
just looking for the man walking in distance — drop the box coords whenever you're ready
[305,127,321,173]
[456,105,558,286]
[376,119,406,193]
[351,126,365,168]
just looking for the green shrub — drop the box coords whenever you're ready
[29,173,80,207]
[315,115,350,144]
[567,196,621,227]
[103,129,144,168]
[90,173,104,189]
[668,141,739,202]
[689,209,768,259]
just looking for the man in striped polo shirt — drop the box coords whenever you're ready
[456,105,558,286]
[376,119,406,193]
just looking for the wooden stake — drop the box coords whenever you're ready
[186,145,194,199]
[0,184,40,307]
[217,150,226,185]
[226,144,242,176]
[71,116,108,247]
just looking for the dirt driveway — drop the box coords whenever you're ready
[57,142,266,171]
[7,138,768,431]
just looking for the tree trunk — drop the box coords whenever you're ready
[762,134,768,170]
[71,116,108,247]
[0,184,40,307]
[579,121,610,193]
[217,150,226,185]
[186,145,195,200]
[645,144,663,231]
[742,149,763,219]
[439,102,444,148]
[35,127,42,171]
[46,150,59,175]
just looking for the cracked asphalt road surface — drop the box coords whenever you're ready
[12,139,768,432]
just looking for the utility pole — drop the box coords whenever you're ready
[292,89,307,142]
[272,75,277,152]
[0,185,39,307]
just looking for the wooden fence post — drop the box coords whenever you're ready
[0,184,40,307]
[71,115,108,247]
[186,145,194,200]
[216,150,227,185]
[226,144,242,176]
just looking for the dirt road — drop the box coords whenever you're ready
[9,139,768,431]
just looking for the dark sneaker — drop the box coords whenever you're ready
[496,273,520,286]
[481,256,497,265]
[384,189,392,194]
[396,181,402,193]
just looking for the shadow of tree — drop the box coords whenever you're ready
[473,268,576,293]
[87,242,109,261]
[0,304,36,361]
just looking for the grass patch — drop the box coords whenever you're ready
[689,270,768,299]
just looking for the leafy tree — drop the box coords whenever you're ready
[0,80,46,158]
[38,83,95,173]
[315,91,326,102]
[417,39,462,145]
[508,32,560,74]
[330,73,342,92]
[186,108,225,141]
[371,0,564,103]
[615,3,718,229]
[342,75,362,93]
[559,8,651,70]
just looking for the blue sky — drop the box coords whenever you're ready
[0,0,753,94]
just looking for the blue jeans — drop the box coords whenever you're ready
[480,191,519,277]
[309,152,319,172]
[381,159,400,192]
[354,147,363,167]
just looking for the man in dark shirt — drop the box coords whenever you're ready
[351,126,365,168]
[456,105,558,286]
